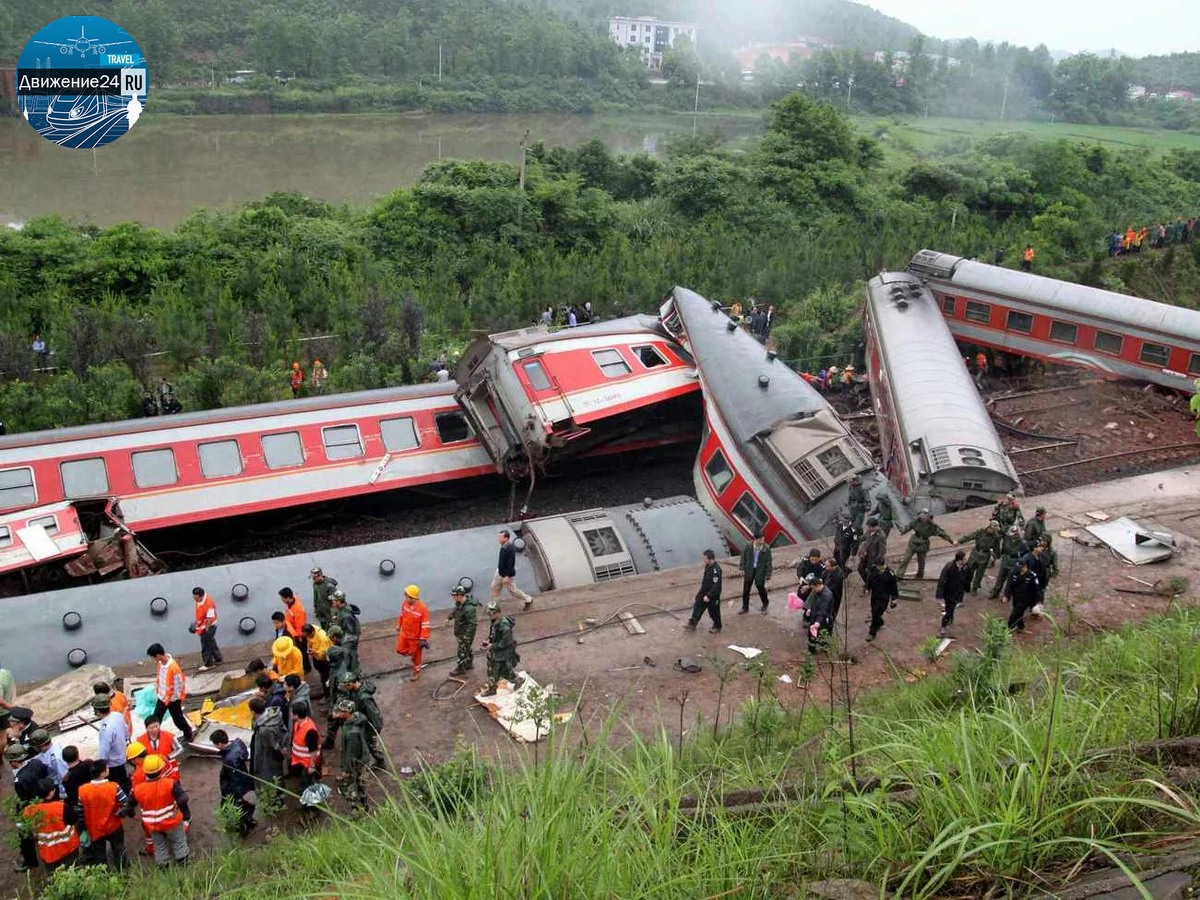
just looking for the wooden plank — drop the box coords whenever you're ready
[19,664,115,726]
[618,611,646,635]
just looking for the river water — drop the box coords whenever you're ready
[0,112,763,228]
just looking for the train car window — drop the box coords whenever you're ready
[0,468,36,509]
[633,345,668,368]
[262,432,305,469]
[704,450,734,495]
[940,296,956,316]
[198,440,244,479]
[1005,311,1034,334]
[522,361,553,391]
[322,425,364,460]
[1094,330,1123,355]
[581,526,623,557]
[732,492,769,537]
[60,458,109,499]
[1189,353,1200,376]
[592,348,632,378]
[816,446,853,478]
[770,532,792,549]
[0,526,10,547]
[964,300,991,324]
[1138,342,1170,367]
[28,515,58,534]
[435,412,471,444]
[131,449,179,488]
[1049,321,1078,344]
[380,417,420,452]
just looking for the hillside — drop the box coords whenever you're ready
[1132,51,1200,92]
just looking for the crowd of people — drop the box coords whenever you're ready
[1107,216,1200,256]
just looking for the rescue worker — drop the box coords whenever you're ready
[211,729,255,836]
[287,700,322,791]
[1003,558,1041,632]
[190,587,222,671]
[492,530,533,608]
[332,699,370,812]
[833,516,860,568]
[60,746,92,815]
[270,636,304,682]
[684,549,723,634]
[134,716,179,783]
[310,567,339,631]
[1023,543,1048,593]
[896,510,954,580]
[29,729,66,795]
[77,758,127,869]
[270,611,287,639]
[857,518,887,586]
[936,551,970,637]
[482,602,521,696]
[803,576,835,654]
[122,754,190,867]
[94,681,132,735]
[739,531,773,615]
[958,519,1002,595]
[847,475,868,531]
[1021,244,1035,271]
[992,493,1025,532]
[284,674,311,716]
[1024,507,1048,546]
[6,740,47,872]
[395,584,431,682]
[824,557,848,624]
[1039,535,1059,590]
[146,644,194,743]
[795,547,825,585]
[123,742,157,858]
[24,778,78,870]
[448,585,478,677]
[331,590,360,639]
[865,560,900,643]
[9,706,38,748]
[93,693,130,792]
[303,622,333,697]
[338,672,386,768]
[278,587,311,674]
[248,696,286,785]
[988,526,1027,600]
[869,491,898,538]
[288,362,304,397]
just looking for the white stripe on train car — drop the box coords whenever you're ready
[532,368,699,422]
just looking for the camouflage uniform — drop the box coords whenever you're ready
[334,701,370,811]
[958,522,1002,594]
[1024,512,1047,547]
[311,574,339,631]
[989,530,1028,599]
[869,492,897,538]
[992,498,1025,533]
[484,613,520,695]
[448,592,478,675]
[847,479,869,531]
[346,678,386,768]
[896,514,953,579]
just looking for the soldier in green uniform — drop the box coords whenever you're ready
[958,519,1002,595]
[1024,507,1048,546]
[896,510,954,579]
[992,493,1025,533]
[481,602,521,697]
[338,673,386,769]
[1038,534,1059,590]
[310,567,339,631]
[847,475,869,531]
[321,626,353,750]
[447,585,478,677]
[869,491,898,538]
[331,699,370,812]
[988,525,1027,599]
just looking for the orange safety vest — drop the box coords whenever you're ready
[136,731,180,781]
[131,761,147,789]
[396,599,431,645]
[78,779,122,840]
[290,717,320,769]
[1023,247,1034,262]
[194,594,218,632]
[24,801,78,864]
[133,777,183,833]
[155,655,187,704]
[283,601,307,638]
[110,690,132,735]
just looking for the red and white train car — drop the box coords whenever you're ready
[454,315,702,478]
[908,250,1200,393]
[0,384,497,533]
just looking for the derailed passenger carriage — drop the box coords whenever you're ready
[864,273,1021,513]
[453,316,702,478]
[909,250,1200,393]
[661,286,899,550]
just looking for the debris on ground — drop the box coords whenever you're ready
[1086,516,1177,565]
[474,672,571,743]
[19,664,115,725]
[726,645,763,659]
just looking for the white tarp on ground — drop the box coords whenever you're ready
[474,672,572,743]
[1085,516,1176,565]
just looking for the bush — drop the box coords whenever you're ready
[39,865,125,900]
[406,739,491,816]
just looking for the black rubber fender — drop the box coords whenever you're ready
[150,596,168,616]
[231,583,250,602]
[61,611,82,632]
[67,648,88,668]
[238,616,257,636]
[379,559,395,576]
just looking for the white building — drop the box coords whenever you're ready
[609,16,698,71]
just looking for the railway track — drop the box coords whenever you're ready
[1018,442,1200,476]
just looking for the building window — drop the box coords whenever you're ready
[1005,310,1034,334]
[198,440,243,479]
[1094,330,1123,355]
[1049,321,1078,344]
[60,458,109,498]
[940,295,955,315]
[131,448,178,488]
[704,449,734,495]
[816,445,853,478]
[1138,342,1171,367]
[1188,353,1200,376]
[28,514,58,535]
[0,468,36,509]
[964,300,991,324]
[592,348,632,378]
[262,432,305,469]
[523,361,552,391]
[582,526,623,557]
[732,492,769,536]
[0,526,10,547]
[633,345,668,368]
[380,417,419,452]
[322,425,364,460]
[435,411,471,444]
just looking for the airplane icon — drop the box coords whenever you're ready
[34,25,131,57]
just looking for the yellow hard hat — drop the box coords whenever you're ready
[126,741,146,762]
[404,584,421,600]
[142,754,165,776]
[273,636,294,656]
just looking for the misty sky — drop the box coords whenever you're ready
[863,0,1196,57]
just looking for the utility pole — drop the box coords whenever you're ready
[438,43,443,83]
[1000,74,1009,120]
[847,75,855,110]
[693,73,700,136]
[518,128,530,192]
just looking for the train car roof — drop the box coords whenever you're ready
[910,250,1200,342]
[482,314,669,353]
[0,382,461,451]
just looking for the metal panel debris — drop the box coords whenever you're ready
[1085,516,1176,565]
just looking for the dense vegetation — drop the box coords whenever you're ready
[36,607,1200,899]
[4,93,1200,433]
